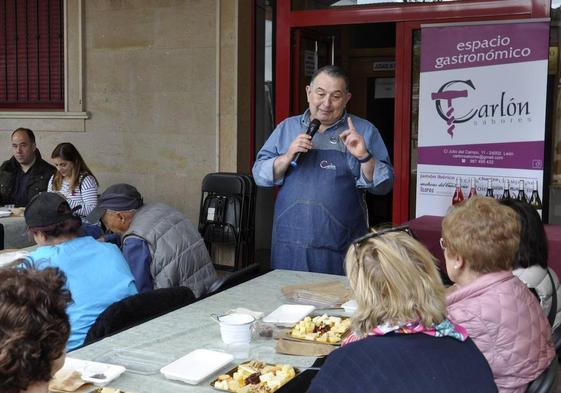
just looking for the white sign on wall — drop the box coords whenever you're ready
[416,20,549,217]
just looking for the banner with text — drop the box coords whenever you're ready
[416,20,549,217]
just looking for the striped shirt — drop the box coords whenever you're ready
[48,174,99,221]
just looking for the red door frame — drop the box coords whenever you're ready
[275,0,549,224]
[291,28,335,114]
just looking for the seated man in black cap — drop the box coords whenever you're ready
[88,184,217,297]
[25,192,137,350]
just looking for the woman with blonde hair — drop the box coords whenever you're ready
[444,196,554,393]
[48,142,98,222]
[308,227,497,393]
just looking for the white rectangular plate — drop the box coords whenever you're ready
[341,299,357,314]
[160,349,234,385]
[263,304,316,326]
[63,357,126,386]
[0,250,29,268]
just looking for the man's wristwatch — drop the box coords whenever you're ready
[357,151,372,164]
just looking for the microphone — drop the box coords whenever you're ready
[290,119,321,167]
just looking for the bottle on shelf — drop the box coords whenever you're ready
[501,179,511,201]
[452,177,464,206]
[516,180,528,203]
[468,177,477,198]
[529,179,543,216]
[485,179,494,198]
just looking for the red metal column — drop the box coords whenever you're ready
[275,1,291,123]
[393,22,415,224]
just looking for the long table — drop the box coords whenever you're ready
[69,270,346,393]
[409,215,561,277]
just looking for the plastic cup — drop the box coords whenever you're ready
[226,343,251,360]
[218,313,255,344]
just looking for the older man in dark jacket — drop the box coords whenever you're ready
[0,128,55,207]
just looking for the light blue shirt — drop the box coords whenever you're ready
[30,236,138,350]
[252,110,394,194]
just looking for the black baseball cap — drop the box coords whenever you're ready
[87,183,143,223]
[25,192,81,228]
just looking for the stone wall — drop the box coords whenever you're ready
[0,0,250,224]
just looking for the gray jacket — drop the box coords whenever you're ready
[123,203,217,298]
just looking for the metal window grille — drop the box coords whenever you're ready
[0,0,64,109]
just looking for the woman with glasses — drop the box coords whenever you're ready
[308,228,497,393]
[443,196,554,393]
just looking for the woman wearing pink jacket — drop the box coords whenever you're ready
[443,196,554,393]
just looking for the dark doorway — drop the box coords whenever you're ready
[366,76,394,225]
[291,22,397,227]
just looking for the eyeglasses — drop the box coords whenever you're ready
[439,237,446,250]
[352,224,413,248]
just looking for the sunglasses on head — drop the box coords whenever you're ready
[352,224,414,248]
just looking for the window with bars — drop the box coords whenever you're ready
[0,0,64,109]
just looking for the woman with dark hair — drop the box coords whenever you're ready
[0,264,71,393]
[500,198,561,329]
[25,192,137,350]
[48,142,99,222]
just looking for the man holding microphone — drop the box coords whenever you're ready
[253,65,394,274]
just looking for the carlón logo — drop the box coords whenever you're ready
[431,79,531,138]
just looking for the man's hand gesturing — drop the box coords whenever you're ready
[340,117,369,161]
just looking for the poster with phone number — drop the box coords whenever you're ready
[416,20,549,217]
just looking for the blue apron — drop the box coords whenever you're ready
[271,147,368,275]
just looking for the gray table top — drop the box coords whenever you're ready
[0,215,34,249]
[69,269,348,393]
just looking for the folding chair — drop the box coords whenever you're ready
[198,173,256,271]
[554,326,561,356]
[526,357,559,393]
[82,286,197,346]
[206,263,261,296]
[0,223,4,250]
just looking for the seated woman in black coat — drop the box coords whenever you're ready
[308,228,497,393]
